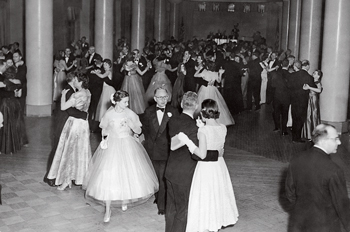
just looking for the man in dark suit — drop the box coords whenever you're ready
[285,124,350,232]
[165,91,219,232]
[223,53,244,115]
[45,73,88,186]
[64,47,76,74]
[289,60,316,143]
[87,56,104,131]
[271,59,290,135]
[1,45,12,60]
[266,51,280,104]
[13,51,27,115]
[85,46,101,70]
[183,50,197,92]
[80,36,89,55]
[247,52,262,111]
[141,87,179,215]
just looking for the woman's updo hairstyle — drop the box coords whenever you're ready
[201,99,220,119]
[76,72,89,89]
[103,59,112,68]
[111,90,129,105]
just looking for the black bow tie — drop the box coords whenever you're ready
[156,107,165,112]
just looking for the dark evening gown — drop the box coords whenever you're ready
[171,62,185,109]
[0,74,28,154]
[302,82,322,140]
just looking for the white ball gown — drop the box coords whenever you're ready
[186,124,239,232]
[47,89,92,185]
[83,107,159,206]
[196,70,235,126]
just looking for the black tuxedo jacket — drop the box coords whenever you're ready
[271,69,290,104]
[289,69,315,108]
[184,58,197,92]
[87,53,101,66]
[64,55,76,73]
[286,147,350,232]
[61,84,87,120]
[223,60,243,89]
[141,104,179,161]
[247,58,262,83]
[15,64,27,97]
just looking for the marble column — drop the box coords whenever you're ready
[280,0,290,51]
[154,0,166,42]
[298,0,322,71]
[95,0,114,60]
[131,0,146,50]
[26,0,53,116]
[287,0,301,58]
[115,0,122,45]
[169,2,179,39]
[320,0,350,133]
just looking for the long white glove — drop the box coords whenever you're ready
[178,132,197,154]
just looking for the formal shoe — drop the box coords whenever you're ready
[57,181,72,191]
[122,205,127,211]
[292,139,305,144]
[158,210,165,215]
[48,179,57,187]
[103,209,111,223]
[273,128,280,132]
[282,132,289,136]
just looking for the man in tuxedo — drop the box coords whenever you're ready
[271,59,290,135]
[223,53,244,115]
[1,45,12,60]
[45,73,88,186]
[289,60,316,143]
[247,52,262,111]
[80,36,89,55]
[141,87,179,215]
[266,51,279,104]
[13,51,27,114]
[86,46,101,70]
[165,91,219,232]
[133,48,152,91]
[183,50,197,92]
[64,47,76,74]
[87,56,104,131]
[285,124,350,232]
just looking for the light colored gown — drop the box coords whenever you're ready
[121,62,148,114]
[145,60,172,103]
[186,124,239,232]
[83,107,158,206]
[196,69,235,126]
[260,61,268,104]
[48,89,92,185]
[53,59,67,101]
[95,71,116,121]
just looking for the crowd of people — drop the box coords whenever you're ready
[2,30,350,231]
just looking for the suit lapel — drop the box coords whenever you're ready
[151,105,160,132]
[158,106,170,136]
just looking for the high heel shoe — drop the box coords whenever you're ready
[103,209,111,223]
[122,205,127,211]
[57,181,72,191]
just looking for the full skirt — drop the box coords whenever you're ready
[145,72,172,103]
[0,97,27,154]
[186,157,239,232]
[83,135,159,206]
[197,86,235,126]
[121,74,148,114]
[47,117,92,185]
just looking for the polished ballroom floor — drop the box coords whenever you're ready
[1,104,350,232]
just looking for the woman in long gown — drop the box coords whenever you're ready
[171,54,187,109]
[0,60,26,154]
[194,60,235,126]
[53,50,76,101]
[94,59,116,121]
[47,73,92,190]
[145,54,177,103]
[302,70,323,140]
[83,90,159,223]
[259,54,269,104]
[120,58,150,114]
[178,99,239,232]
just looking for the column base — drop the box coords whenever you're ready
[26,104,52,117]
[321,120,349,134]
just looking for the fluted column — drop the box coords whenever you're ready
[287,0,301,58]
[280,0,290,50]
[131,0,146,50]
[169,2,179,39]
[320,0,350,133]
[154,0,166,42]
[115,0,122,45]
[26,0,53,116]
[298,0,322,71]
[95,0,114,60]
